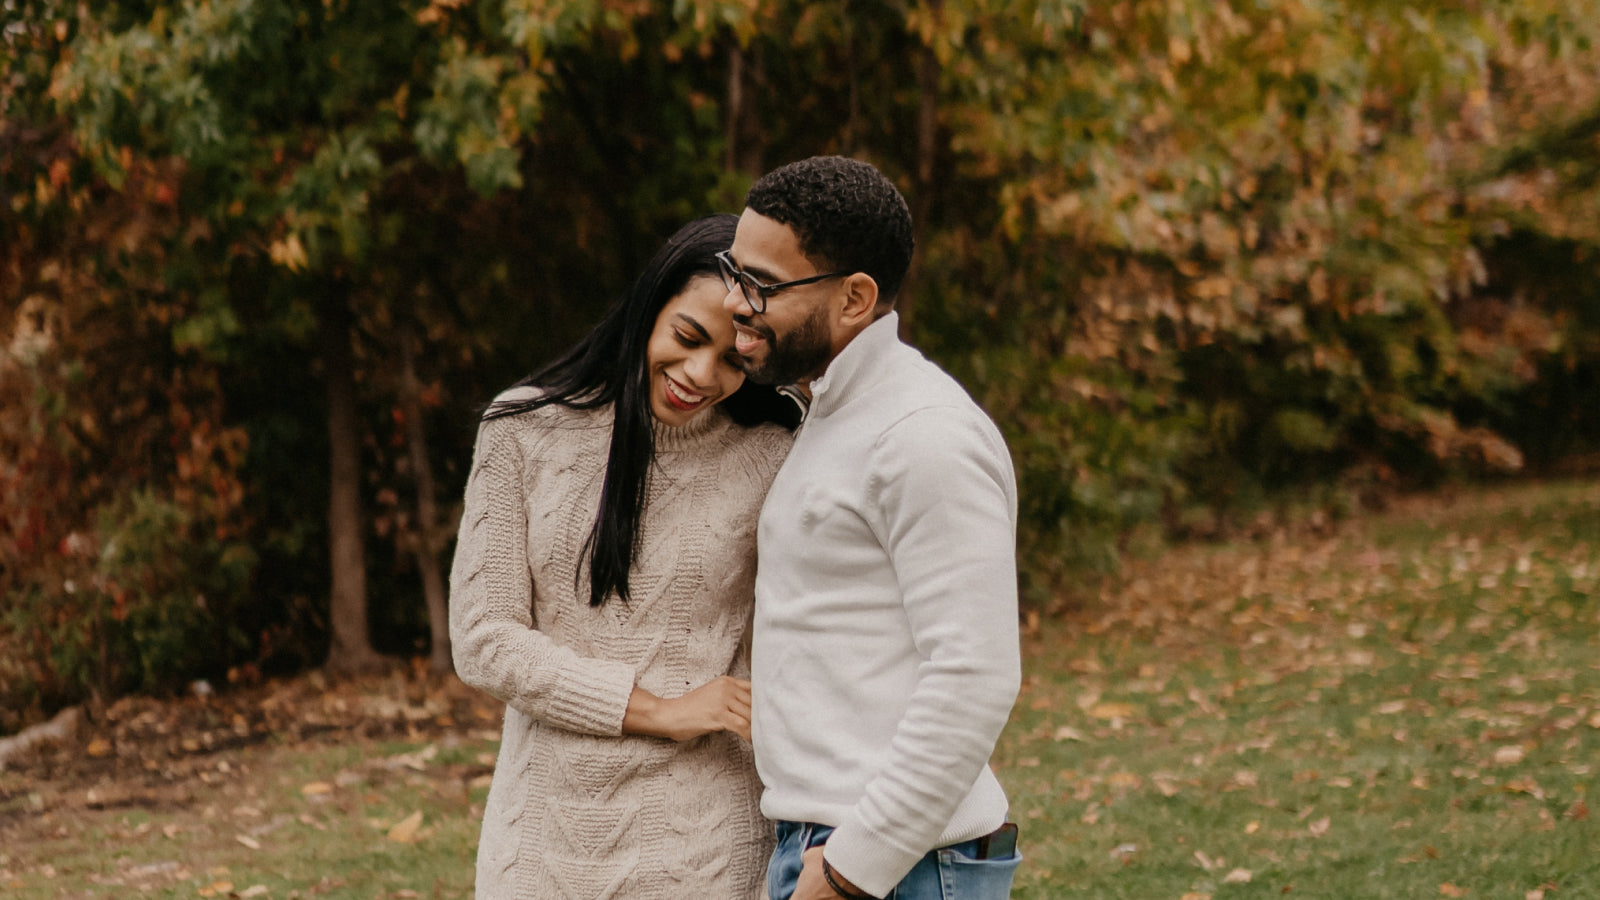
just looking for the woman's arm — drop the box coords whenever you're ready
[449,418,637,736]
[622,677,752,742]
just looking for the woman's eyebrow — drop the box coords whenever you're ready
[675,313,712,342]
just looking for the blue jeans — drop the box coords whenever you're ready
[768,821,1021,900]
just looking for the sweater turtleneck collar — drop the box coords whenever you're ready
[651,404,730,452]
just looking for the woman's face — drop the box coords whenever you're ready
[645,275,748,427]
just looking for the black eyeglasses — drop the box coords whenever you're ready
[715,250,850,314]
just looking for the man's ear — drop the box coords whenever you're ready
[836,272,880,328]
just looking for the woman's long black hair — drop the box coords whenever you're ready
[483,214,798,607]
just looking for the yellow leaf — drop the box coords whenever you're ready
[1089,702,1136,720]
[387,810,424,843]
[1440,883,1468,897]
[1180,893,1212,900]
[1223,868,1253,883]
[300,781,334,796]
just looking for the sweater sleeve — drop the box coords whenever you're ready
[448,416,638,736]
[823,408,1023,897]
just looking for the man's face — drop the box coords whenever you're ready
[720,210,839,386]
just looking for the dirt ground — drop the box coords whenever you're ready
[0,663,503,892]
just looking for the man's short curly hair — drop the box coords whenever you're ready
[745,156,915,306]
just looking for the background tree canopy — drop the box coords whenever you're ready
[3,0,1599,724]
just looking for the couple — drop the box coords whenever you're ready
[449,156,1023,900]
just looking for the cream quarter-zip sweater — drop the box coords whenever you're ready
[750,312,1022,898]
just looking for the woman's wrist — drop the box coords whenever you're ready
[620,686,665,737]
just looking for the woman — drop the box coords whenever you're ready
[449,215,797,898]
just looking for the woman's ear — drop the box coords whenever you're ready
[836,272,880,329]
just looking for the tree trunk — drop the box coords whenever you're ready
[725,43,767,175]
[322,307,381,674]
[725,44,745,173]
[399,321,452,674]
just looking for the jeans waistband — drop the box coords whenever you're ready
[776,820,988,856]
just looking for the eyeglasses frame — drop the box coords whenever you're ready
[715,250,850,314]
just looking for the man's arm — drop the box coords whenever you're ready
[819,408,1022,897]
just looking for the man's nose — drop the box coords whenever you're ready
[722,284,754,315]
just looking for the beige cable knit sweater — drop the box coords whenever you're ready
[450,393,792,899]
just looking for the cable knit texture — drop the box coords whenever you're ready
[450,391,793,899]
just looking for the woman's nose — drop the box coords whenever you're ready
[683,350,715,387]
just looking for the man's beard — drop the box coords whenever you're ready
[736,301,833,386]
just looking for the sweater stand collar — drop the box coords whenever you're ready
[808,311,902,421]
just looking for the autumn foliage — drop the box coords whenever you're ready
[3,0,1600,718]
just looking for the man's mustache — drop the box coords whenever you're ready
[732,314,775,342]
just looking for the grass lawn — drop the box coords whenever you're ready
[1000,479,1599,899]
[1,478,1595,898]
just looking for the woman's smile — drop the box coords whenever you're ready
[664,373,709,411]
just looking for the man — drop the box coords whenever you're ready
[718,155,1022,900]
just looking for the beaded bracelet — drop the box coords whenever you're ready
[822,857,879,900]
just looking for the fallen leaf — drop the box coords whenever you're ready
[1440,883,1468,897]
[1505,777,1544,799]
[239,887,269,898]
[387,810,424,843]
[1089,702,1136,720]
[235,834,261,850]
[1493,745,1525,765]
[86,738,112,758]
[1180,893,1212,900]
[1526,890,1545,900]
[1053,725,1087,742]
[1223,868,1253,884]
[1308,817,1331,837]
[300,782,333,796]
[1245,821,1260,834]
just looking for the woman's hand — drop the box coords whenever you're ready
[621,676,752,742]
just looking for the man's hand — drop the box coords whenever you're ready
[621,676,752,742]
[793,845,872,900]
